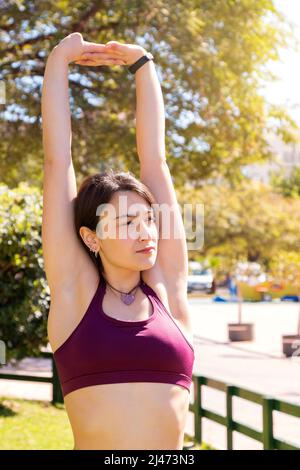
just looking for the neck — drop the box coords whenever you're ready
[102,269,142,293]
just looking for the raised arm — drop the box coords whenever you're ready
[41,36,85,295]
[41,34,124,294]
[134,52,189,315]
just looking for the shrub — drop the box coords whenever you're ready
[0,183,49,363]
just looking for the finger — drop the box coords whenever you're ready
[82,51,123,60]
[74,60,93,65]
[100,58,126,65]
[81,52,121,59]
[82,54,126,64]
[98,57,126,64]
[76,57,106,64]
[75,59,125,66]
[82,41,107,53]
[105,45,126,55]
[83,42,123,56]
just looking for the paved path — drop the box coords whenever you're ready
[184,298,300,449]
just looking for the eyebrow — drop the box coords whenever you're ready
[115,209,154,220]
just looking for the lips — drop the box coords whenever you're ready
[137,246,155,253]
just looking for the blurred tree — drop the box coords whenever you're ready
[269,250,300,336]
[179,179,300,267]
[0,0,299,187]
[270,166,300,198]
[0,183,48,361]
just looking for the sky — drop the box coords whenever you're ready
[260,0,300,126]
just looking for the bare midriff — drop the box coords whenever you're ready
[64,381,191,450]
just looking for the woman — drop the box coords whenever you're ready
[41,32,195,450]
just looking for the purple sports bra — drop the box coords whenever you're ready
[52,273,195,398]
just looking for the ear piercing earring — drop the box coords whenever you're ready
[89,247,98,258]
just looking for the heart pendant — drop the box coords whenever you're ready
[121,293,135,305]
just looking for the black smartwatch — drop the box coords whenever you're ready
[128,51,154,74]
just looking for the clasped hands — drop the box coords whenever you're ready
[52,32,146,67]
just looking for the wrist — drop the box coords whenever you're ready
[130,47,147,65]
[130,50,154,76]
[48,46,70,65]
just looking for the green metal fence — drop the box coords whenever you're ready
[0,351,63,404]
[1,357,300,450]
[189,374,300,450]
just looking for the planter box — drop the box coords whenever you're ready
[282,335,300,358]
[228,323,254,342]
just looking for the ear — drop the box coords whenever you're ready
[79,226,85,241]
[79,227,93,247]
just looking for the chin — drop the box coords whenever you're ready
[140,258,157,269]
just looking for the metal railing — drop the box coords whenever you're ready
[189,374,300,450]
[0,352,63,404]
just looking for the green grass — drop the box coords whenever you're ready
[0,396,214,450]
[0,397,74,450]
[183,433,215,450]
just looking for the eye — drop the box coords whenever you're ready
[148,215,156,223]
[126,215,155,226]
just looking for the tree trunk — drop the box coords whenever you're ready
[237,283,242,324]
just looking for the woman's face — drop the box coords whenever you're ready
[96,190,158,271]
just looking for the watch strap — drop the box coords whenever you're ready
[128,52,154,74]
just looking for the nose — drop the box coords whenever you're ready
[138,220,151,240]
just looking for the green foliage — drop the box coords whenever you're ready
[270,167,300,199]
[180,179,300,273]
[269,250,300,287]
[0,183,49,362]
[0,0,298,188]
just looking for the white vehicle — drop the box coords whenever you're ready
[187,268,214,293]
